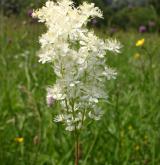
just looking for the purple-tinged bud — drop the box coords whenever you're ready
[46,95,55,107]
[27,9,33,17]
[139,25,147,33]
[110,27,117,35]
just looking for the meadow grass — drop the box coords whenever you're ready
[0,16,160,165]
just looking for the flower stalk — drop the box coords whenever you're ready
[33,0,121,163]
[75,130,80,165]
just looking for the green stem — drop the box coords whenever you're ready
[70,99,80,165]
[81,109,86,126]
[75,129,79,165]
[65,98,69,113]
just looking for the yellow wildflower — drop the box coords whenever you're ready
[128,125,133,130]
[133,53,140,60]
[135,144,140,151]
[136,38,145,47]
[133,53,141,60]
[15,137,24,143]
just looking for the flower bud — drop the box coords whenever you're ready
[46,95,55,107]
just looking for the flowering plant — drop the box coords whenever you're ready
[136,38,145,47]
[33,0,121,163]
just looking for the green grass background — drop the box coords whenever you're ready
[0,16,160,165]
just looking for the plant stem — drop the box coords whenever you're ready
[70,99,80,165]
[74,128,80,165]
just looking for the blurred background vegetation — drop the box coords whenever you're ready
[1,0,160,32]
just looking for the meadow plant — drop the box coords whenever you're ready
[33,0,121,164]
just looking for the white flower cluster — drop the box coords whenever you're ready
[33,0,121,131]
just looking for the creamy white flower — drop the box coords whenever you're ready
[89,97,99,103]
[88,108,104,120]
[102,66,117,80]
[106,39,122,53]
[54,114,64,122]
[74,112,83,122]
[47,85,66,100]
[34,0,121,131]
[65,125,75,131]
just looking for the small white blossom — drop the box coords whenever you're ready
[102,66,117,80]
[88,108,104,121]
[75,112,83,122]
[47,85,66,100]
[89,97,99,103]
[106,39,122,53]
[54,114,64,122]
[65,125,75,131]
[69,83,75,87]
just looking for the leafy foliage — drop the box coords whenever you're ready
[110,6,158,29]
[0,0,46,15]
[1,0,160,30]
